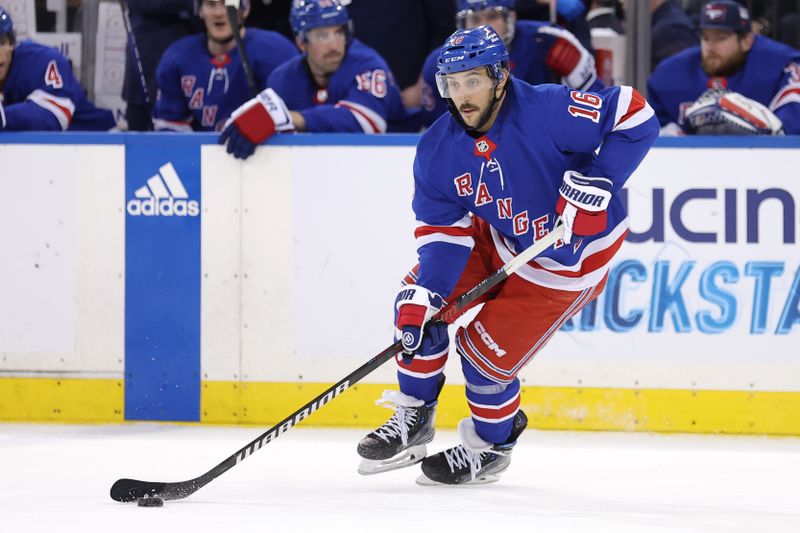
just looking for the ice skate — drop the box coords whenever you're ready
[357,390,437,475]
[417,410,527,485]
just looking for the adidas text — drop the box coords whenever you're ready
[127,197,200,217]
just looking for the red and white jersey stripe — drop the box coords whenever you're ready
[613,86,655,132]
[467,393,520,424]
[336,100,387,133]
[415,214,474,251]
[490,220,628,291]
[769,82,800,111]
[28,89,74,131]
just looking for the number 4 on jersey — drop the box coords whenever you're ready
[568,90,602,123]
[45,60,64,89]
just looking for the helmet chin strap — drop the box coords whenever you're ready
[447,77,509,137]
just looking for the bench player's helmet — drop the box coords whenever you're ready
[290,0,351,39]
[194,0,250,15]
[436,25,510,133]
[0,6,15,45]
[456,0,516,44]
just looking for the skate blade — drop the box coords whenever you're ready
[358,445,427,475]
[415,472,502,486]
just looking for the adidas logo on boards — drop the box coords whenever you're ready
[127,163,200,217]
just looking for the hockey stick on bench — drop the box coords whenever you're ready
[109,224,565,502]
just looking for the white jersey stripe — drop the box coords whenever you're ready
[613,86,633,128]
[416,233,475,250]
[396,366,445,379]
[153,118,193,132]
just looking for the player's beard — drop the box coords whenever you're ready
[702,47,747,77]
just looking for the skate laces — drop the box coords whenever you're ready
[373,399,419,446]
[444,445,508,480]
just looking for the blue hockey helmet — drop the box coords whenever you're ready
[290,0,350,36]
[437,25,509,79]
[0,6,14,45]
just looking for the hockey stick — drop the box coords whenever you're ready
[225,0,259,97]
[118,0,151,109]
[109,224,566,503]
[549,0,558,25]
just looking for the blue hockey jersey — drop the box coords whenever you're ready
[268,39,404,133]
[647,35,800,134]
[1,40,115,131]
[413,79,659,298]
[418,21,605,128]
[153,29,297,132]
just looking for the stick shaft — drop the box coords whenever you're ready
[110,225,564,502]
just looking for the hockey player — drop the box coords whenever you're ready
[153,0,297,132]
[218,0,405,160]
[0,7,115,131]
[647,1,800,135]
[356,25,659,485]
[406,0,603,128]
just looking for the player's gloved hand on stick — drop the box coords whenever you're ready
[684,89,784,136]
[394,284,445,360]
[219,88,294,160]
[537,26,596,91]
[556,170,613,245]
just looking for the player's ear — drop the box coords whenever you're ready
[294,35,305,53]
[740,32,755,52]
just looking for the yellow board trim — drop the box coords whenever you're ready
[1,378,797,435]
[202,381,800,436]
[0,378,124,423]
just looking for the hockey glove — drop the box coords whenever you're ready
[556,170,613,245]
[537,26,597,92]
[685,89,784,136]
[394,284,445,359]
[219,88,294,160]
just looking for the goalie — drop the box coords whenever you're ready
[647,1,799,136]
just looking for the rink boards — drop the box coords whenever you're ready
[0,133,798,434]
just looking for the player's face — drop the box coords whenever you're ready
[444,68,500,129]
[0,35,12,85]
[301,25,347,76]
[200,0,246,44]
[701,29,753,77]
[459,7,515,42]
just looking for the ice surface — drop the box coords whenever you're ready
[1,423,799,532]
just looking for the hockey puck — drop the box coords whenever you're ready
[137,496,164,507]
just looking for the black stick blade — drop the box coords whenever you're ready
[110,479,167,502]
